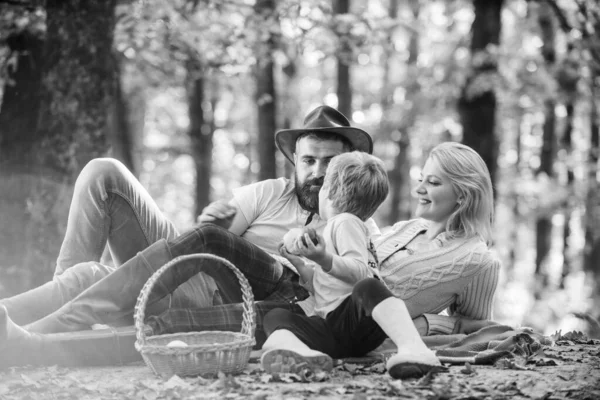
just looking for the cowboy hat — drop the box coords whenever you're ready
[275,105,373,164]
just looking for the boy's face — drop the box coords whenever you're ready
[318,183,335,221]
[293,136,345,213]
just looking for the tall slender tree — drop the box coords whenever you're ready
[186,62,215,217]
[458,0,503,188]
[254,0,277,181]
[334,0,351,117]
[558,45,579,288]
[386,0,417,224]
[534,3,558,286]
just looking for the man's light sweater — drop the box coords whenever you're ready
[375,219,501,335]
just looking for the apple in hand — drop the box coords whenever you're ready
[300,227,319,246]
[283,227,319,254]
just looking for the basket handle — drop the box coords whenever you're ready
[133,253,256,346]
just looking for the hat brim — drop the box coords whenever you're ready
[275,127,373,164]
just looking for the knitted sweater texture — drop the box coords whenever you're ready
[375,219,501,335]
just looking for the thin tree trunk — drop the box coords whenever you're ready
[508,111,523,277]
[534,3,557,285]
[458,0,503,189]
[254,0,277,181]
[334,0,352,117]
[584,73,600,280]
[387,0,416,224]
[558,46,579,289]
[281,57,298,178]
[187,65,215,219]
[108,56,135,174]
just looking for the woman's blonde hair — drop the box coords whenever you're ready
[429,142,494,244]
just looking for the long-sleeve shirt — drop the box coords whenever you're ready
[297,213,375,318]
[375,219,500,335]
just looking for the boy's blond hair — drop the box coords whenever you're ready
[323,151,389,221]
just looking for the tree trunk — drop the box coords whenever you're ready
[254,0,277,181]
[584,72,600,280]
[507,110,524,277]
[387,0,416,224]
[0,0,117,291]
[534,3,557,285]
[334,0,352,117]
[458,0,503,189]
[558,45,580,289]
[281,57,298,178]
[37,0,117,175]
[108,55,136,174]
[186,65,215,218]
[0,30,44,161]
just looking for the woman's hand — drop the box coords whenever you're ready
[453,318,501,334]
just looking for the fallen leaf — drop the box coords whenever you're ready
[518,379,552,399]
[335,387,347,395]
[460,362,475,375]
[387,380,405,395]
[20,374,39,388]
[343,363,363,373]
[534,359,557,367]
[259,373,272,384]
[164,375,193,391]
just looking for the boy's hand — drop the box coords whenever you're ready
[294,232,328,264]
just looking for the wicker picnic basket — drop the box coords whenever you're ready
[134,253,256,378]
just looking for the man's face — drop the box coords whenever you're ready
[293,136,346,214]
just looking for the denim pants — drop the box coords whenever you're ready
[0,158,216,326]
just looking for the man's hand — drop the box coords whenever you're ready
[279,243,315,284]
[197,200,237,230]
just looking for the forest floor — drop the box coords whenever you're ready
[0,334,599,400]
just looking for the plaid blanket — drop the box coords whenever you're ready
[369,324,552,365]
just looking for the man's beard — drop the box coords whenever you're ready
[295,173,324,214]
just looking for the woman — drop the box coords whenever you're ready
[259,142,500,379]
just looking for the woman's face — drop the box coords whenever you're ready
[414,157,460,225]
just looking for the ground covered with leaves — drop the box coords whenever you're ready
[1,334,599,400]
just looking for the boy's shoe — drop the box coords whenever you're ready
[386,348,442,379]
[260,348,333,375]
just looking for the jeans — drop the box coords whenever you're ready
[1,158,217,325]
[55,158,178,275]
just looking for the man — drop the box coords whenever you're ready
[0,105,375,365]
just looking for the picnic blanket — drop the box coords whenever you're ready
[369,324,552,365]
[2,324,551,369]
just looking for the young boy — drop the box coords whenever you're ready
[261,151,389,373]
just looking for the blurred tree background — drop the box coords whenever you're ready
[1,0,599,336]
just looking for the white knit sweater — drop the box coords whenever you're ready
[375,219,501,335]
